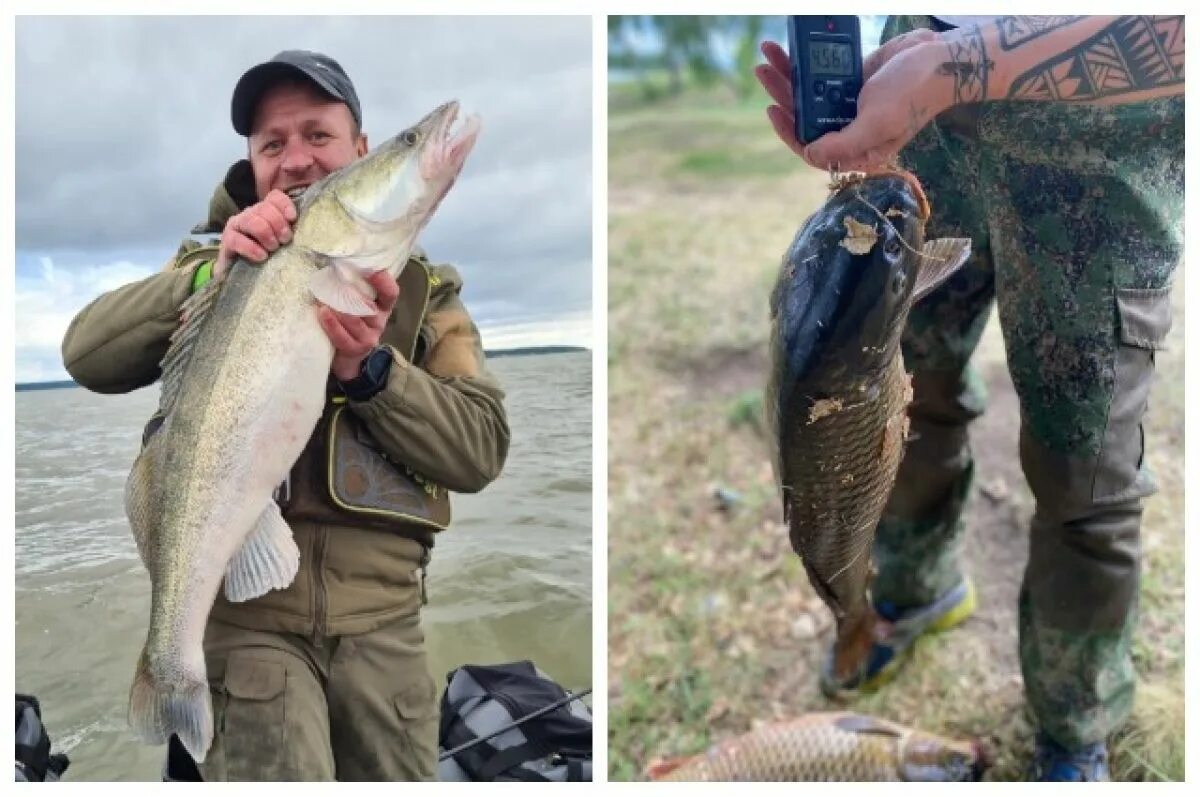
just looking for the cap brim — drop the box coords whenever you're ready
[230,61,347,136]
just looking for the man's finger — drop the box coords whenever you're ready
[761,41,792,83]
[366,271,400,315]
[236,213,280,250]
[755,64,793,113]
[766,106,806,159]
[264,189,298,222]
[320,308,365,353]
[255,202,293,244]
[335,311,373,346]
[864,29,937,82]
[226,230,268,263]
[807,126,901,172]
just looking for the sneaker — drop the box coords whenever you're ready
[1029,733,1110,781]
[820,578,976,698]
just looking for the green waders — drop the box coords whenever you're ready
[872,15,1182,749]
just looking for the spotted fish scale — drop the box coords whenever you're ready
[649,712,985,781]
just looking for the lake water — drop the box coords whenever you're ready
[14,350,592,781]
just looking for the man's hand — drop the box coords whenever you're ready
[755,34,952,172]
[320,270,400,381]
[213,189,298,280]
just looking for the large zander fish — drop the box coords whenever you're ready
[125,101,480,762]
[647,712,989,781]
[766,170,970,687]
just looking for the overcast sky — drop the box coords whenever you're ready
[14,15,593,383]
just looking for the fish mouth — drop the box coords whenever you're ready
[835,167,929,221]
[419,100,481,182]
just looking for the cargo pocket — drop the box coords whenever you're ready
[392,677,439,781]
[220,654,288,781]
[1092,286,1173,502]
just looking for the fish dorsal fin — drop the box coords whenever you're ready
[834,713,906,738]
[158,273,224,416]
[913,238,971,302]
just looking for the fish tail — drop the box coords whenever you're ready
[832,606,878,683]
[129,646,214,763]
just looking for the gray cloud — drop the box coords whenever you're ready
[15,15,593,336]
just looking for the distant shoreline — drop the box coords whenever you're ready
[15,346,590,391]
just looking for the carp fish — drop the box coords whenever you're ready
[125,101,480,762]
[766,170,970,686]
[647,712,989,781]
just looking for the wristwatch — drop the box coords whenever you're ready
[338,346,393,402]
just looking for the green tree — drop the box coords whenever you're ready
[609,16,777,101]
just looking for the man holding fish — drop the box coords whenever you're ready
[62,51,507,780]
[757,15,1183,781]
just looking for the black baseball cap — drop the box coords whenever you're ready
[231,50,363,136]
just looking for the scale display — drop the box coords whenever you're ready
[808,41,854,76]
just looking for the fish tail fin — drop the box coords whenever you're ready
[129,647,214,763]
[832,606,878,682]
[645,755,691,780]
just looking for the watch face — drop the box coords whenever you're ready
[366,347,392,381]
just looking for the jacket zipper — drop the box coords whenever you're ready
[419,544,431,605]
[310,259,434,645]
[312,525,328,647]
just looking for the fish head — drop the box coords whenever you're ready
[900,731,991,781]
[293,100,481,273]
[771,170,930,393]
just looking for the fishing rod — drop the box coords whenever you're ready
[438,688,593,762]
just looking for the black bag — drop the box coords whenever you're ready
[15,693,69,782]
[437,662,592,782]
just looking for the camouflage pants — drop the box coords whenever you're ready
[872,16,1183,748]
[197,611,439,781]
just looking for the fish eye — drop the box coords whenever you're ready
[884,237,903,258]
[402,129,420,146]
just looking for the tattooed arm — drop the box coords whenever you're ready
[946,16,1183,105]
[755,16,1184,170]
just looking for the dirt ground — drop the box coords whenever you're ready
[607,88,1184,782]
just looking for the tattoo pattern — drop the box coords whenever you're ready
[997,16,1086,50]
[1009,16,1184,101]
[943,26,993,103]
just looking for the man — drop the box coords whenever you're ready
[62,50,510,781]
[756,16,1183,781]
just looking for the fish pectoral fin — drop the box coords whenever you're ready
[223,501,300,603]
[913,238,972,302]
[833,713,906,738]
[309,258,381,317]
[128,646,213,762]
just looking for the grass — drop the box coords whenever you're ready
[607,88,1185,782]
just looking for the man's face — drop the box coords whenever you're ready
[248,81,368,201]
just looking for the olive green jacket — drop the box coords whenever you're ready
[61,160,510,636]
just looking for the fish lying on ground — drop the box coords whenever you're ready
[124,101,481,762]
[765,170,971,686]
[647,712,990,781]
